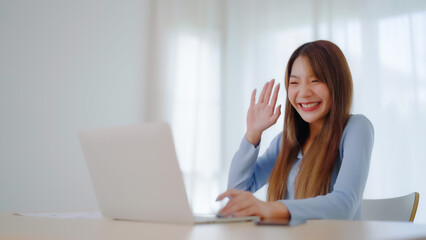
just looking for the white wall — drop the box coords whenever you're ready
[0,0,150,212]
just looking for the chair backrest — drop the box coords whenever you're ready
[361,192,419,222]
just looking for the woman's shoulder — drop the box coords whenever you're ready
[346,114,374,131]
[342,114,374,141]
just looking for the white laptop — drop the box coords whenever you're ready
[78,122,259,224]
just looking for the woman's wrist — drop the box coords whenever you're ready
[245,131,262,147]
[266,201,290,219]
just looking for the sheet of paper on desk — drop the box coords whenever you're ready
[15,211,103,219]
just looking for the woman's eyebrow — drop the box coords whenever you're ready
[289,75,299,79]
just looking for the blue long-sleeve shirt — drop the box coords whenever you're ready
[227,114,374,220]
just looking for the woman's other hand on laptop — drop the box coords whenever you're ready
[216,189,290,220]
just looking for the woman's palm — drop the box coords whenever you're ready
[246,80,281,145]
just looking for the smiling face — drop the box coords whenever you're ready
[287,56,332,129]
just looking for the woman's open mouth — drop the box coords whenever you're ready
[299,102,321,111]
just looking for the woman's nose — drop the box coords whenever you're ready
[299,84,312,97]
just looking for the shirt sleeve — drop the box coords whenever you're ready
[281,115,374,220]
[227,133,282,192]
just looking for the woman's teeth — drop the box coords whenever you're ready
[301,102,319,108]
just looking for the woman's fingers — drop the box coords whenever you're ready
[217,190,260,217]
[263,79,275,104]
[216,189,245,215]
[219,197,251,217]
[250,89,257,107]
[216,189,241,201]
[230,205,259,218]
[251,79,280,108]
[258,81,270,104]
[272,105,282,123]
[246,79,281,137]
[270,83,280,109]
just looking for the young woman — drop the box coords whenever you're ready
[217,40,374,220]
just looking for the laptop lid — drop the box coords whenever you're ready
[78,122,194,224]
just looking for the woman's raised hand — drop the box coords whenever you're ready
[246,79,281,146]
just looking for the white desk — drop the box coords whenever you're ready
[1,213,426,240]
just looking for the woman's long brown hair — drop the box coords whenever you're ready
[267,40,353,201]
